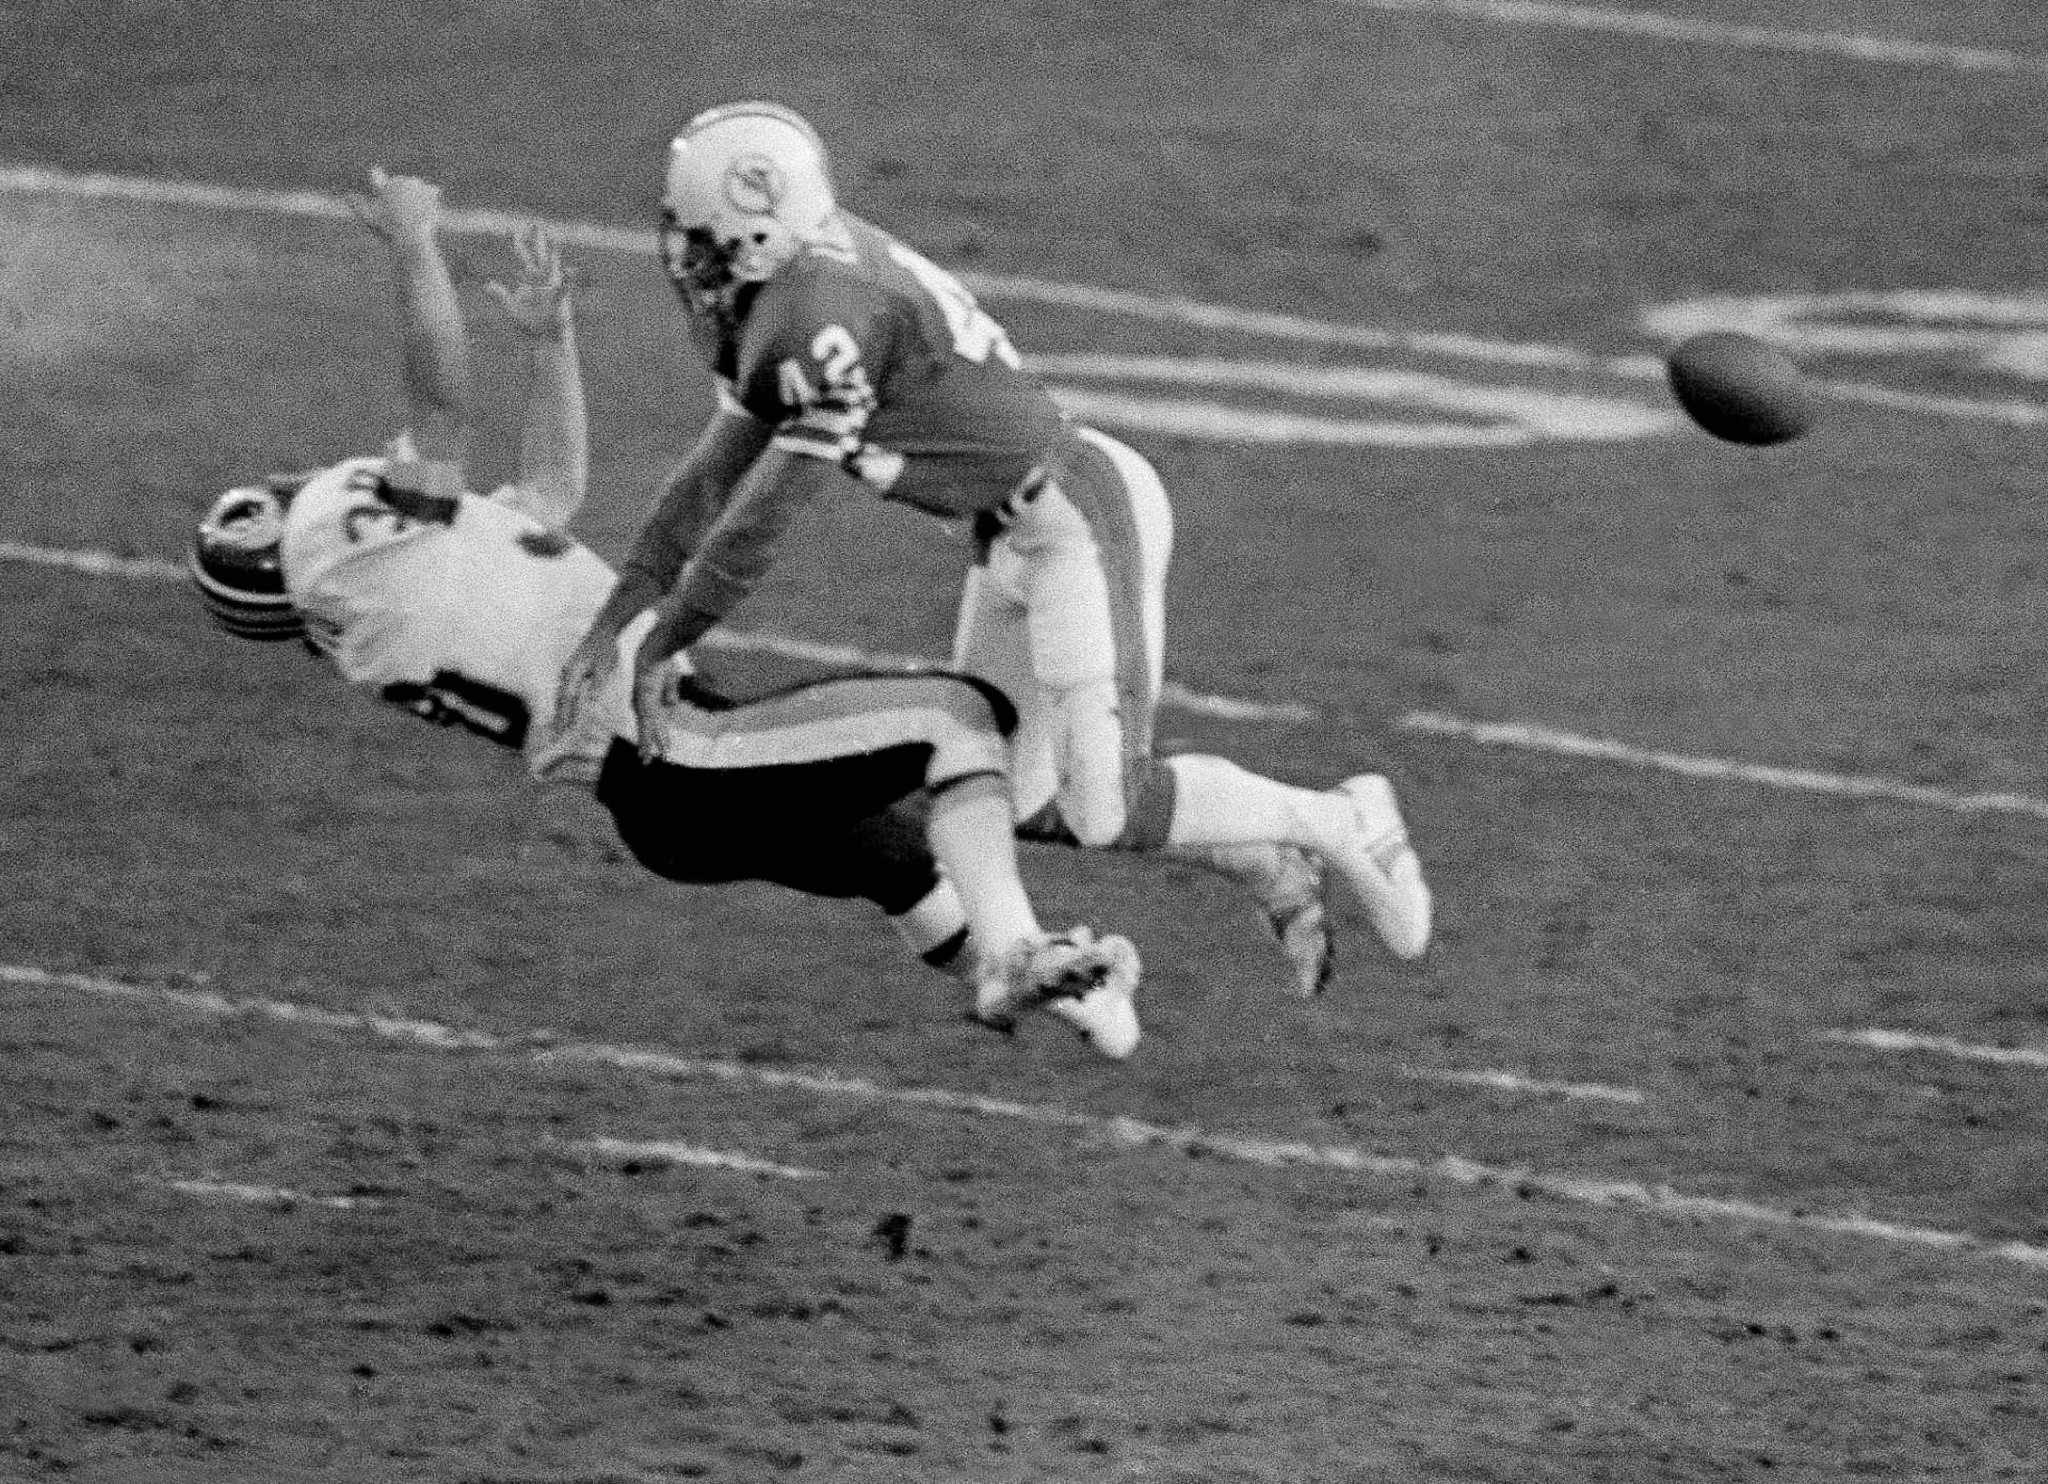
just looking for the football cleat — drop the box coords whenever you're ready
[1261,846,1335,997]
[1045,977,1142,1061]
[1184,842,1333,997]
[1324,775,1432,960]
[972,927,1142,1059]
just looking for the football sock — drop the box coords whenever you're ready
[1160,754,1348,857]
[927,772,1042,956]
[921,926,973,975]
[889,879,972,975]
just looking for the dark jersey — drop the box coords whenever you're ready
[726,213,1070,518]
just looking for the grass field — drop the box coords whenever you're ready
[5,2,2048,1479]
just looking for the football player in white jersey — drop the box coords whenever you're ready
[555,102,1432,998]
[188,168,1144,1058]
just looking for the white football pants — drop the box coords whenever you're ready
[951,426,1174,849]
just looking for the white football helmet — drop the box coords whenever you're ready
[658,101,838,328]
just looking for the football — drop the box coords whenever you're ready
[1665,330,1816,446]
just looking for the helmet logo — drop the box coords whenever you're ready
[723,153,784,215]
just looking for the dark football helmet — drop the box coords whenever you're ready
[188,478,306,641]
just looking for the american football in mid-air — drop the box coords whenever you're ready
[1665,330,1816,446]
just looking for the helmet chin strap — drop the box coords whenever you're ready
[684,303,737,377]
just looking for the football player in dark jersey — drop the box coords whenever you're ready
[555,102,1435,996]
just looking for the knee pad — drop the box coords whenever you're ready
[1033,749,1177,854]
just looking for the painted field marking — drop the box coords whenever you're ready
[1033,352,1680,446]
[12,538,2048,817]
[9,161,2035,432]
[171,1153,810,1208]
[1400,1066,1644,1104]
[0,163,1674,449]
[6,962,2044,1269]
[1397,710,2048,822]
[1647,290,2048,374]
[0,162,1633,377]
[1644,290,2048,426]
[0,538,1304,725]
[163,1177,368,1210]
[1334,0,2048,76]
[0,541,189,582]
[566,1136,823,1180]
[1819,1028,2048,1072]
[1804,376,2048,426]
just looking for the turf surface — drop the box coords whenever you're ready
[4,2,2047,1479]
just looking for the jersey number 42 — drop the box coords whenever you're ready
[887,241,1022,369]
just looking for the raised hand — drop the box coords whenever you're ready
[345,165,442,245]
[485,222,577,340]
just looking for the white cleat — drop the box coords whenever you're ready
[1325,774,1432,960]
[1046,979,1142,1061]
[1187,842,1333,997]
[972,927,1143,1060]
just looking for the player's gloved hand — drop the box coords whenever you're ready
[486,223,578,340]
[552,627,617,740]
[346,166,441,246]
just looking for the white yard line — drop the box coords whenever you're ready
[6,159,2033,433]
[162,1177,368,1209]
[0,161,1643,379]
[8,160,2043,445]
[5,962,2043,1269]
[0,542,190,581]
[565,1136,823,1180]
[1819,1028,2048,1072]
[1397,710,2048,822]
[12,539,2048,814]
[1400,1066,1645,1103]
[160,1148,805,1211]
[1331,0,2048,76]
[1807,376,2048,426]
[0,539,1305,724]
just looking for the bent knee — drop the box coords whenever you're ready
[1033,757,1175,852]
[1061,768,1173,851]
[1064,796,1129,850]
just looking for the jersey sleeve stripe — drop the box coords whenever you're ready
[789,407,868,438]
[771,428,857,461]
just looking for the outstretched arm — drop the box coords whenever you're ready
[630,446,856,756]
[549,403,772,736]
[347,168,476,471]
[637,444,829,657]
[483,223,586,530]
[605,401,774,626]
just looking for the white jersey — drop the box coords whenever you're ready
[278,455,643,784]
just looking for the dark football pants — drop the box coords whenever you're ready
[594,738,943,916]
